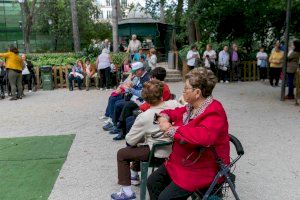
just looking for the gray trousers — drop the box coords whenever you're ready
[8,69,23,98]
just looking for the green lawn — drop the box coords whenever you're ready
[0,134,75,200]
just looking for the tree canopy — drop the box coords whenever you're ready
[147,0,300,54]
[31,0,112,52]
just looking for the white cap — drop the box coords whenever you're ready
[131,62,144,73]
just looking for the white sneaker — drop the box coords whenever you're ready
[100,88,104,91]
[131,175,140,186]
[220,80,224,83]
[225,81,229,84]
[29,90,32,93]
[104,118,112,124]
[99,116,108,120]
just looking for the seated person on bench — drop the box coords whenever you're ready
[147,67,230,200]
[110,80,181,200]
[118,67,173,139]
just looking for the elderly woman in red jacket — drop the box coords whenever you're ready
[147,67,230,200]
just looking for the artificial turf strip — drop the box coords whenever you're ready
[0,134,75,200]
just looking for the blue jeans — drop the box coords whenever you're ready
[105,94,124,118]
[126,116,136,134]
[287,73,295,97]
[68,74,83,89]
[113,99,126,124]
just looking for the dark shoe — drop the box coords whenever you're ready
[109,128,122,135]
[113,134,125,141]
[78,87,82,90]
[9,97,18,101]
[285,95,295,100]
[86,87,89,91]
[103,123,114,131]
[0,94,4,99]
[69,87,73,91]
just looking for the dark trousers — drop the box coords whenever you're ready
[8,69,22,98]
[119,101,139,135]
[105,94,124,118]
[0,76,5,95]
[147,165,192,200]
[287,73,295,97]
[113,99,126,124]
[22,74,32,91]
[117,146,150,186]
[111,72,117,88]
[259,67,267,80]
[231,61,240,81]
[126,116,136,134]
[68,74,83,89]
[98,67,111,89]
[269,68,281,86]
[219,69,229,82]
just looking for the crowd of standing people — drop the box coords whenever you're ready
[0,46,37,101]
[190,40,300,99]
[187,43,241,83]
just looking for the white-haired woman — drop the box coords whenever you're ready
[96,48,112,90]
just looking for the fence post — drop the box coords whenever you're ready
[53,66,57,89]
[248,61,251,81]
[252,61,256,81]
[243,62,247,81]
[59,66,64,88]
[65,66,70,88]
[35,67,40,89]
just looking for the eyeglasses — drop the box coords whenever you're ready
[183,86,195,92]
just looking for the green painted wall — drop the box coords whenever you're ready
[0,0,23,51]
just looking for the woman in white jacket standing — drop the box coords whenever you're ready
[186,45,200,70]
[111,79,181,200]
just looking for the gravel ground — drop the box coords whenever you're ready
[0,81,299,200]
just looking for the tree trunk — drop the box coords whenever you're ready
[195,21,201,42]
[175,0,183,27]
[70,0,80,52]
[160,0,166,23]
[187,0,196,45]
[172,0,184,51]
[112,0,119,52]
[20,1,32,53]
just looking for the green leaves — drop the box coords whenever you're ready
[27,52,129,67]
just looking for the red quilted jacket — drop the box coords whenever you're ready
[161,100,230,192]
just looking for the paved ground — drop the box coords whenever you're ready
[0,81,299,200]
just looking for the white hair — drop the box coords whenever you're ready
[102,48,109,54]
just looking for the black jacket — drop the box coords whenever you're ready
[24,60,35,74]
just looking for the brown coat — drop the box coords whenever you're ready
[287,51,300,73]
[83,64,96,76]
